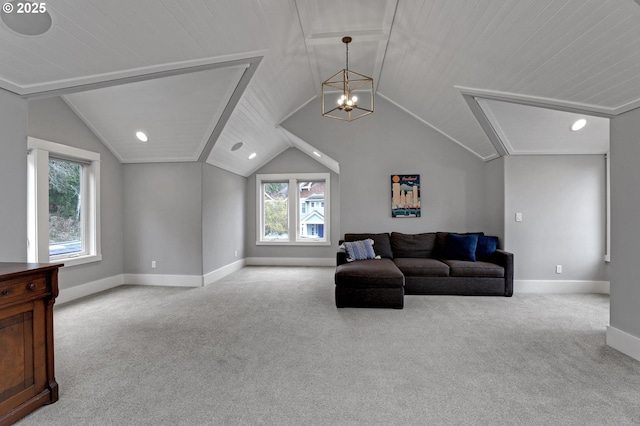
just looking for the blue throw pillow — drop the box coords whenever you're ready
[476,235,498,260]
[443,233,479,262]
[343,239,379,262]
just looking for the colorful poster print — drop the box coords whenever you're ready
[391,174,420,218]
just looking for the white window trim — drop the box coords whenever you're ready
[605,152,611,263]
[27,137,102,267]
[256,172,330,246]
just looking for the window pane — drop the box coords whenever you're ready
[263,182,288,240]
[299,181,325,240]
[49,158,83,256]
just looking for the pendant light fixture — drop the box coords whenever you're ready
[322,36,374,121]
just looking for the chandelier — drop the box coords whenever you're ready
[322,36,374,121]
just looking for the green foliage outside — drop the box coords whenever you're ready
[264,182,288,238]
[49,159,82,243]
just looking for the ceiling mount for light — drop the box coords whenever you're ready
[322,36,374,122]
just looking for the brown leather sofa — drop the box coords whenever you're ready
[335,232,514,309]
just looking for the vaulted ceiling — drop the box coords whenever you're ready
[2,0,639,176]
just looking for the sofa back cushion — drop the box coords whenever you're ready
[344,233,393,259]
[390,232,436,258]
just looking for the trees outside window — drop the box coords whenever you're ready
[27,137,101,266]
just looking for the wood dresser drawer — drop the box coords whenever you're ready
[0,263,61,426]
[0,275,49,307]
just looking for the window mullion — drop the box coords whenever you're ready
[291,178,299,242]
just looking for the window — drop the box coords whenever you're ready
[27,137,101,266]
[257,173,330,245]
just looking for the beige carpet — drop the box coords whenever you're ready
[17,266,640,425]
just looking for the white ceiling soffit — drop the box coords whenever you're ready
[279,127,340,174]
[63,65,248,163]
[475,98,609,156]
[295,0,397,95]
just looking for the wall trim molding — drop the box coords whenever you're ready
[514,280,610,294]
[123,273,203,288]
[246,257,334,267]
[606,326,640,362]
[57,274,124,305]
[203,259,246,286]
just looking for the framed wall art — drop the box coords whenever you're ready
[391,174,420,218]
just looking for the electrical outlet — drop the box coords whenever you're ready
[234,250,238,258]
[556,264,562,274]
[151,260,156,269]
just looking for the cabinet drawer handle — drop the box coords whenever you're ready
[27,283,37,291]
[1,288,9,296]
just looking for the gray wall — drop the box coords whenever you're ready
[202,163,246,273]
[28,97,124,288]
[246,148,339,259]
[282,96,486,235]
[0,89,28,262]
[504,155,607,282]
[610,107,640,338]
[123,162,203,275]
[484,157,505,244]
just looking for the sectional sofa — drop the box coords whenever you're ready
[335,232,514,309]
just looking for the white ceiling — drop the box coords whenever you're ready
[477,98,610,155]
[2,0,640,175]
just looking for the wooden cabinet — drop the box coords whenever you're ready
[0,263,61,426]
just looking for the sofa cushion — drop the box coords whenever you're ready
[390,232,436,258]
[343,239,380,262]
[344,233,393,259]
[335,259,404,288]
[476,235,499,260]
[392,258,450,277]
[442,260,505,278]
[443,233,479,261]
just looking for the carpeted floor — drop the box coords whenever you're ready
[17,266,640,425]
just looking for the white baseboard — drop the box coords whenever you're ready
[245,257,334,267]
[514,280,610,294]
[606,326,640,362]
[57,274,124,305]
[203,259,246,286]
[123,273,203,287]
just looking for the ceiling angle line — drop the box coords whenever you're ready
[198,57,263,162]
[19,56,262,101]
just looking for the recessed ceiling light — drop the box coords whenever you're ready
[135,131,149,142]
[312,151,322,157]
[571,119,587,132]
[231,142,243,151]
[248,152,257,160]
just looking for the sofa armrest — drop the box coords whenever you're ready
[337,249,348,266]
[490,249,514,296]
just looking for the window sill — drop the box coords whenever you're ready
[256,240,331,246]
[51,254,102,268]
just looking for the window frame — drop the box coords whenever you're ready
[27,137,102,267]
[256,172,330,246]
